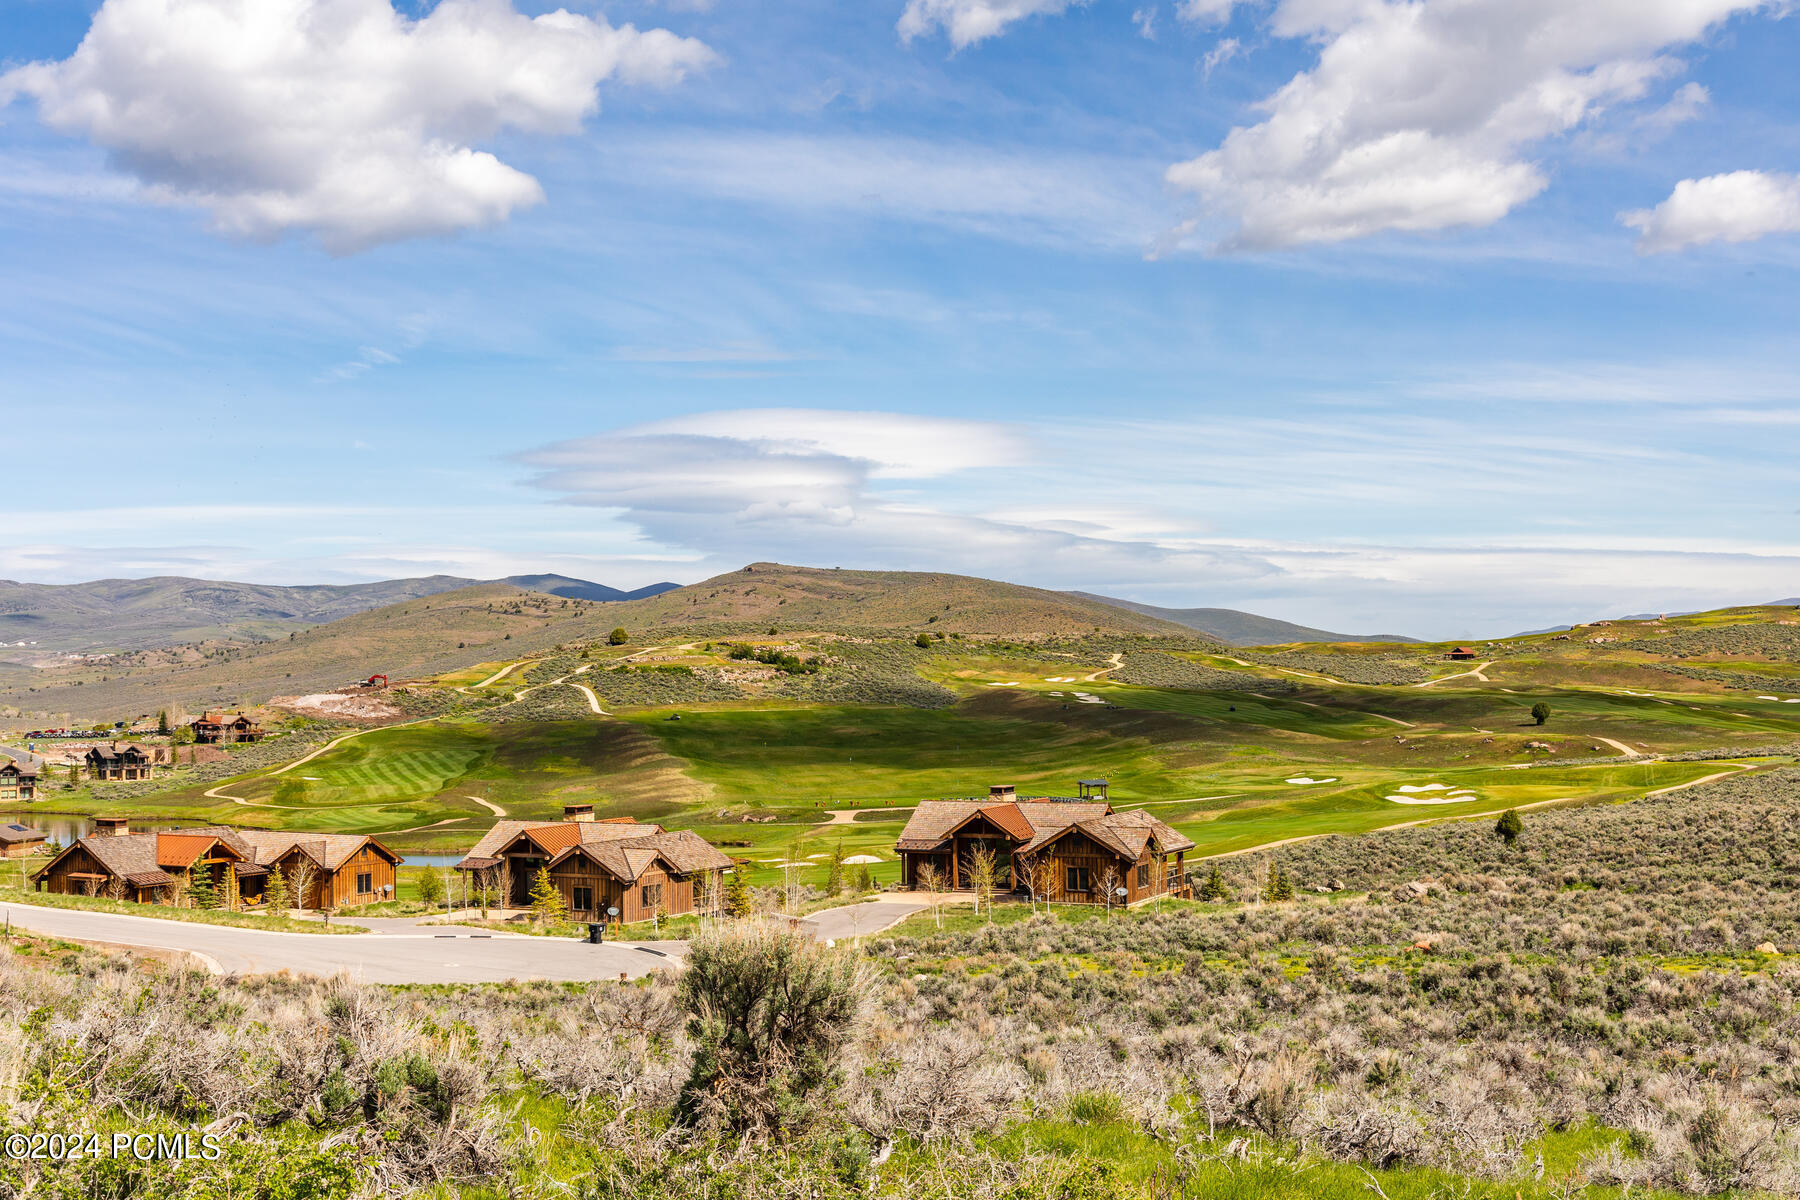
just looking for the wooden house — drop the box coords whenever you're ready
[0,822,47,859]
[896,784,1194,906]
[191,711,265,744]
[31,820,398,910]
[84,742,154,781]
[0,760,38,803]
[455,806,733,923]
[32,823,263,905]
[236,831,401,909]
[1445,647,1478,661]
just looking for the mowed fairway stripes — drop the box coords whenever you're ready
[310,749,482,803]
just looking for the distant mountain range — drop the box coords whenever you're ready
[1067,593,1419,646]
[0,574,679,653]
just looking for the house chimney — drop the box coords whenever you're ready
[988,785,1015,800]
[93,815,129,837]
[563,802,595,823]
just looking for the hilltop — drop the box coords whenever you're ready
[0,572,677,655]
[1068,591,1420,645]
[0,564,1194,720]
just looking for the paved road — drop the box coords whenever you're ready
[0,905,680,983]
[800,898,930,941]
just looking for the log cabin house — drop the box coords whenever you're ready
[1445,647,1479,660]
[0,822,47,859]
[84,742,156,781]
[191,711,265,744]
[895,783,1195,906]
[31,819,399,909]
[235,831,401,909]
[454,805,733,923]
[0,760,38,803]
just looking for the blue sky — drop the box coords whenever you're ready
[1,0,1798,637]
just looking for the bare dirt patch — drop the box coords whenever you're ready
[271,691,402,721]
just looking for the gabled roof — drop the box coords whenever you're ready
[547,828,734,882]
[0,761,38,779]
[895,797,1191,861]
[235,830,399,871]
[155,833,230,869]
[457,816,657,868]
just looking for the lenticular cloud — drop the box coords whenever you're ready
[0,0,714,252]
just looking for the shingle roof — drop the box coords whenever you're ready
[155,833,225,869]
[0,824,45,844]
[547,828,734,882]
[895,797,1192,861]
[235,830,396,871]
[458,817,656,868]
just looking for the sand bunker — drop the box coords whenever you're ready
[1386,790,1478,805]
[985,681,1019,687]
[1072,692,1105,705]
[1046,676,1076,683]
[843,854,884,865]
[1286,777,1338,785]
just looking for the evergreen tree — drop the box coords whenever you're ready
[187,863,218,909]
[264,865,289,912]
[417,867,444,907]
[825,842,846,896]
[1495,808,1524,846]
[1531,701,1552,726]
[156,709,170,735]
[855,864,874,893]
[1273,865,1294,902]
[1201,864,1230,902]
[724,868,754,917]
[528,865,565,923]
[608,627,629,645]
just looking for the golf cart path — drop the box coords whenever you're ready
[467,796,507,817]
[205,719,434,807]
[1414,661,1495,688]
[1083,652,1125,682]
[0,903,678,984]
[1594,736,1649,758]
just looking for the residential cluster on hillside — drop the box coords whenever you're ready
[14,767,1196,921]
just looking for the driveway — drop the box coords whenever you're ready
[0,904,681,984]
[799,897,931,941]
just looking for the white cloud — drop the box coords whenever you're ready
[1165,0,1773,252]
[0,0,714,253]
[618,130,1165,250]
[898,0,1084,48]
[1132,6,1158,39]
[1623,169,1800,253]
[1200,37,1242,78]
[1177,0,1252,25]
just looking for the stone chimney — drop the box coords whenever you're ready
[988,785,1016,800]
[93,815,130,837]
[563,802,595,823]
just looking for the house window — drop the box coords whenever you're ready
[641,883,663,910]
[1066,866,1091,893]
[1137,863,1150,889]
[572,886,594,912]
[356,872,373,895]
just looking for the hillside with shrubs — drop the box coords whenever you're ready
[12,767,1800,1198]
